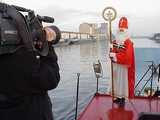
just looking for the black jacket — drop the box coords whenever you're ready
[0,45,60,120]
[0,46,60,94]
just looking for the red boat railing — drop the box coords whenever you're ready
[135,61,160,97]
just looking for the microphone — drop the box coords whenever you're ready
[38,15,54,23]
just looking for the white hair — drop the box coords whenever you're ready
[115,29,130,45]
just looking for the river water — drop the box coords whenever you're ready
[49,38,160,120]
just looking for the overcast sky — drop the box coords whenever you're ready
[4,0,160,36]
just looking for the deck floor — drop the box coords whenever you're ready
[78,94,160,120]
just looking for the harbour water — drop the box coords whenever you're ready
[49,38,160,120]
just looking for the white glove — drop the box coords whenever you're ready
[109,52,117,62]
[109,43,113,49]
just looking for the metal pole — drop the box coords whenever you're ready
[75,73,80,120]
[96,77,99,93]
[157,64,160,91]
[138,75,152,96]
[108,20,114,98]
[150,62,154,96]
[102,7,117,100]
[134,65,152,89]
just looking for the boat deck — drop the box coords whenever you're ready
[78,94,160,120]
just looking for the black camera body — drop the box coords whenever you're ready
[0,3,60,56]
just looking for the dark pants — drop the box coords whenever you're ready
[0,93,53,120]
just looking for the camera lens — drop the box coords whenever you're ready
[47,25,61,44]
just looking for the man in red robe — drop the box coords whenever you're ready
[109,17,135,106]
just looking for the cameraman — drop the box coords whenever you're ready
[0,3,61,120]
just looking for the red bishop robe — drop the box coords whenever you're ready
[111,38,135,98]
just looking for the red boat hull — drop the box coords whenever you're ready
[78,94,160,120]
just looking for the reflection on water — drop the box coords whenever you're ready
[133,38,160,48]
[49,38,160,120]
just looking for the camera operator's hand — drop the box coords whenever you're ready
[44,27,56,42]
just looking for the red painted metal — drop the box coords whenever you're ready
[78,94,160,120]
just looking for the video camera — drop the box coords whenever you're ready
[0,3,61,56]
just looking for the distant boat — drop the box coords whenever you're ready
[150,33,160,42]
[64,37,79,45]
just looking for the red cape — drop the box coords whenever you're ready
[112,39,135,98]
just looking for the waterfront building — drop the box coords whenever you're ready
[79,22,108,40]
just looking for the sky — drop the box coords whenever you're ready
[3,0,160,36]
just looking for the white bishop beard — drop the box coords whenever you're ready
[115,30,129,45]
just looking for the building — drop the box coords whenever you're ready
[79,23,98,36]
[96,23,108,40]
[79,22,108,40]
[97,23,107,34]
